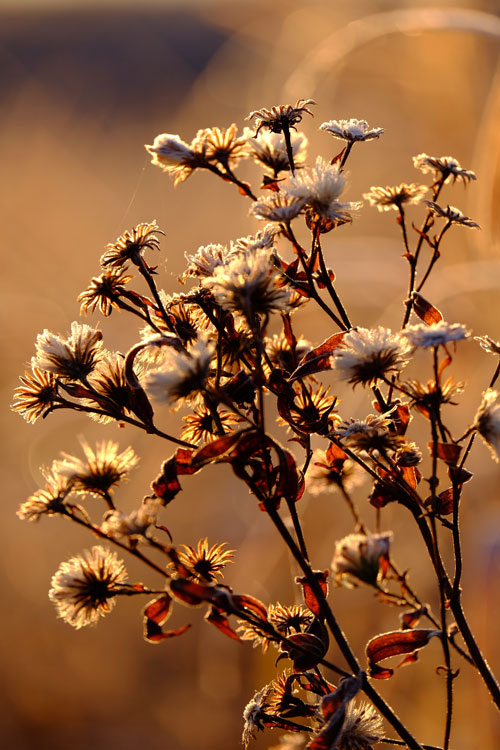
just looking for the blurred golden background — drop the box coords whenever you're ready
[2,0,500,748]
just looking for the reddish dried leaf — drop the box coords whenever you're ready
[306,677,361,749]
[290,332,347,381]
[169,578,215,607]
[400,606,427,630]
[366,628,440,676]
[369,663,394,679]
[191,431,245,467]
[369,481,398,508]
[331,147,346,166]
[412,292,443,325]
[399,652,419,668]
[325,441,347,463]
[296,571,329,617]
[393,402,411,436]
[316,268,336,289]
[229,594,268,620]
[448,465,473,484]
[428,442,461,466]
[401,466,418,490]
[432,487,458,515]
[143,594,172,626]
[205,606,241,641]
[144,620,191,643]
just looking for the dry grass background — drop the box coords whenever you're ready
[2,1,500,748]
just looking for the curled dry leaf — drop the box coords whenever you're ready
[366,628,441,678]
[411,292,443,325]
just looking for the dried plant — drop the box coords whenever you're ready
[13,102,500,750]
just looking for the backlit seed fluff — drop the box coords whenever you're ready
[333,327,412,386]
[49,546,128,628]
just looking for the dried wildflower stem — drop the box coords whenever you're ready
[399,485,500,709]
[135,257,176,333]
[285,221,344,327]
[416,222,452,293]
[282,124,296,176]
[62,399,195,448]
[204,161,258,201]
[314,227,351,329]
[115,298,164,333]
[338,141,354,170]
[67,512,171,580]
[401,180,445,329]
[265,503,425,750]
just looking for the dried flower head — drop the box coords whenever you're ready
[333,327,412,387]
[78,266,133,316]
[203,249,292,318]
[246,99,315,135]
[237,618,273,653]
[282,384,339,434]
[404,377,463,417]
[335,413,401,454]
[17,469,72,522]
[320,118,384,143]
[33,322,103,380]
[267,603,314,635]
[250,192,306,223]
[473,389,500,462]
[425,201,480,228]
[101,498,160,541]
[100,221,163,268]
[145,133,201,184]
[363,183,427,212]
[337,701,384,749]
[331,532,392,587]
[12,366,59,423]
[285,157,361,224]
[180,405,240,445]
[248,130,308,175]
[49,546,128,628]
[413,153,476,184]
[182,242,237,282]
[84,351,138,424]
[265,332,312,376]
[177,538,234,583]
[144,336,214,407]
[394,441,423,467]
[402,320,471,348]
[193,123,249,168]
[54,440,139,497]
[232,225,278,253]
[305,448,363,495]
[242,687,273,747]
